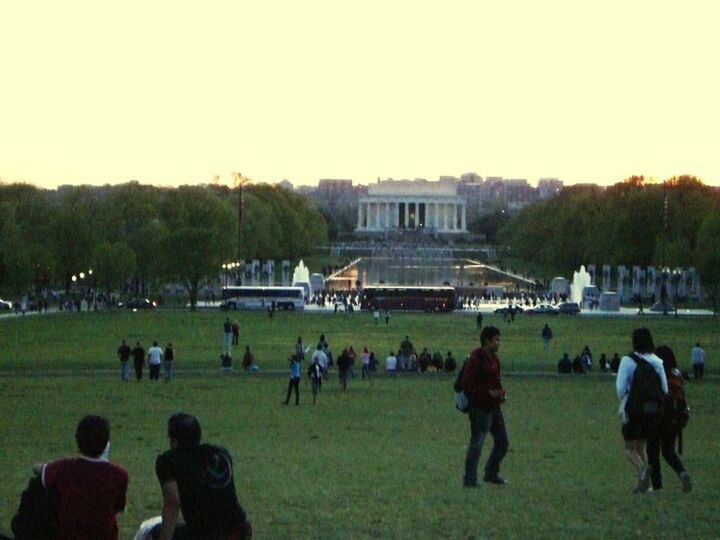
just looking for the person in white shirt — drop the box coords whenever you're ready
[385,352,398,373]
[147,342,164,382]
[615,328,668,494]
[311,346,327,391]
[691,343,705,380]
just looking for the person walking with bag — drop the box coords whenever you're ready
[616,328,668,494]
[647,345,692,492]
[461,326,509,487]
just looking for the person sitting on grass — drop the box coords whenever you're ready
[558,353,572,374]
[432,350,444,371]
[444,351,457,372]
[150,413,252,539]
[31,415,128,540]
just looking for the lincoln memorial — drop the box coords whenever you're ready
[355,180,467,235]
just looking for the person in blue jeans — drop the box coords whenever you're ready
[283,353,301,405]
[461,326,509,487]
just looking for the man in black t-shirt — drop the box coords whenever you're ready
[154,413,251,540]
[132,342,145,381]
[117,339,131,382]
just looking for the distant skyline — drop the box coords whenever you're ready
[2,1,719,190]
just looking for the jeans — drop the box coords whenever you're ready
[164,361,173,381]
[693,363,704,380]
[120,361,130,382]
[463,406,509,485]
[149,364,160,381]
[647,419,686,490]
[285,377,300,404]
[362,365,371,379]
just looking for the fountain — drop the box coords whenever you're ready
[292,260,311,297]
[571,265,592,305]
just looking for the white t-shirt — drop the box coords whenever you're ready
[148,346,163,365]
[385,354,397,371]
[311,350,327,370]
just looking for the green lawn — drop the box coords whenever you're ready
[1,310,718,373]
[1,311,718,538]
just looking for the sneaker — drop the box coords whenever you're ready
[483,474,508,485]
[680,471,692,493]
[638,464,652,493]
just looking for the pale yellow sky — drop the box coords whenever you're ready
[1,0,718,189]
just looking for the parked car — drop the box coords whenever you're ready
[494,305,524,315]
[526,303,559,315]
[118,298,157,310]
[0,298,13,311]
[557,302,580,314]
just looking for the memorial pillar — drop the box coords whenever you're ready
[357,202,362,229]
[434,201,439,230]
[404,201,409,227]
[453,204,458,230]
[461,203,467,231]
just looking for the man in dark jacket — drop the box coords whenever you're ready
[461,326,509,487]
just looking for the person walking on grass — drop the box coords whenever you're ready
[223,318,232,352]
[283,353,301,405]
[462,326,509,487]
[117,339,131,382]
[163,343,174,382]
[308,356,322,405]
[616,327,668,494]
[148,342,163,382]
[647,345,692,493]
[691,342,705,380]
[132,341,145,382]
[337,348,350,391]
[541,323,553,351]
[360,347,371,380]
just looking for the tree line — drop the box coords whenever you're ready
[499,175,720,310]
[0,182,327,309]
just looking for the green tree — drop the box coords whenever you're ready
[693,210,720,316]
[159,186,235,310]
[92,241,137,294]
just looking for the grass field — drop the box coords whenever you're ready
[1,310,718,373]
[1,311,719,538]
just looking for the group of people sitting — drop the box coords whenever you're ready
[5,413,251,540]
[557,346,622,374]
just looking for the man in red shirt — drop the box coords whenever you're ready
[34,415,129,539]
[461,326,510,487]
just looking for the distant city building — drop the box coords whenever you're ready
[538,178,564,199]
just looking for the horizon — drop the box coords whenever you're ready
[2,1,718,190]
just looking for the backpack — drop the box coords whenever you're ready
[625,353,664,418]
[11,474,60,539]
[667,368,690,429]
[453,362,469,413]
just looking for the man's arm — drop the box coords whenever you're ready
[160,480,181,540]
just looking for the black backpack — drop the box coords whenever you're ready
[625,353,664,418]
[11,475,60,539]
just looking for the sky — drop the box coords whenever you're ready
[1,0,719,189]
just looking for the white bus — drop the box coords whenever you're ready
[221,286,305,311]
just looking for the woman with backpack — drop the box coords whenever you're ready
[616,328,668,494]
[647,345,692,493]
